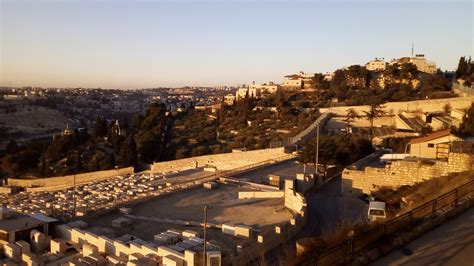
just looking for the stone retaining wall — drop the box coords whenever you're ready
[320,96,474,116]
[6,167,134,189]
[238,191,284,199]
[151,148,286,173]
[342,152,474,196]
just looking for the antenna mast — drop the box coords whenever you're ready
[411,43,414,57]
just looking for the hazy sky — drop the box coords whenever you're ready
[1,0,472,89]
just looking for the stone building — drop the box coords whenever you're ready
[408,129,463,159]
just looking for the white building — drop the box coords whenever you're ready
[235,86,261,100]
[365,58,387,71]
[282,71,315,89]
[248,82,279,94]
[223,94,236,105]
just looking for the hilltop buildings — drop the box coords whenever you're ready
[365,58,387,71]
[365,54,437,74]
[392,54,437,74]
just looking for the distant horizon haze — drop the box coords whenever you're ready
[1,0,472,89]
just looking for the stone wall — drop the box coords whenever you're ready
[342,152,474,196]
[320,96,474,116]
[6,167,134,189]
[238,191,284,199]
[0,187,12,194]
[151,148,287,173]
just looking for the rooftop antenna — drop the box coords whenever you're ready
[411,43,414,57]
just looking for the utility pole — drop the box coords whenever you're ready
[315,123,320,176]
[203,204,211,266]
[73,170,76,219]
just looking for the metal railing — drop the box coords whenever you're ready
[300,179,474,265]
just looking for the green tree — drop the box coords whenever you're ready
[93,116,108,139]
[363,103,386,143]
[6,140,18,154]
[456,56,469,78]
[118,135,137,166]
[343,108,359,130]
[459,103,474,136]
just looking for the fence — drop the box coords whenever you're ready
[301,179,474,265]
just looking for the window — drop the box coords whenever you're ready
[428,143,435,148]
[369,209,385,216]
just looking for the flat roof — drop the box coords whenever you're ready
[380,154,410,160]
[28,213,58,223]
[0,213,45,233]
[369,201,386,210]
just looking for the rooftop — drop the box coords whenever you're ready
[0,212,45,233]
[408,129,454,145]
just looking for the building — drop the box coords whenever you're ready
[391,54,437,74]
[223,94,236,105]
[0,208,55,244]
[282,71,315,89]
[61,125,73,137]
[365,58,387,71]
[248,81,279,94]
[282,73,303,89]
[235,86,260,100]
[408,129,463,159]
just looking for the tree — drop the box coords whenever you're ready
[93,116,108,139]
[343,108,359,130]
[297,135,374,170]
[456,56,469,79]
[459,103,474,136]
[6,140,18,154]
[118,135,137,166]
[443,103,452,115]
[40,155,49,177]
[363,103,386,143]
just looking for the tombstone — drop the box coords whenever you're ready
[15,240,30,254]
[4,243,21,259]
[50,239,67,254]
[82,243,98,256]
[30,230,46,254]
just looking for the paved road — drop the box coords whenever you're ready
[298,175,368,238]
[266,175,368,265]
[372,207,474,266]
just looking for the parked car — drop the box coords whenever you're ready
[367,201,386,223]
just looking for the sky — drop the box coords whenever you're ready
[0,0,472,89]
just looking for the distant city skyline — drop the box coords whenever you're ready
[1,0,472,89]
